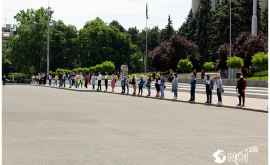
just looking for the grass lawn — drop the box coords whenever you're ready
[247,70,268,81]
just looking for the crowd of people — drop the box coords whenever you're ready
[32,71,247,107]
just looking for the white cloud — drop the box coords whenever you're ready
[3,0,191,30]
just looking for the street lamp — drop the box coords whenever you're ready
[228,0,232,80]
[47,6,52,75]
[251,0,258,36]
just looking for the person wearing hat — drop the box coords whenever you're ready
[236,74,247,107]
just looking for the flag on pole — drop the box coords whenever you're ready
[146,2,149,19]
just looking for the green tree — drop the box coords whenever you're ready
[261,9,268,34]
[50,20,79,70]
[127,27,140,45]
[79,18,135,68]
[109,20,126,32]
[160,15,175,41]
[10,7,50,73]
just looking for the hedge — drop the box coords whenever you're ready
[177,58,193,73]
[203,62,215,72]
[252,52,268,71]
[226,56,244,68]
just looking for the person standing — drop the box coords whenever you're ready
[155,77,161,97]
[215,75,224,106]
[71,73,75,88]
[79,73,83,88]
[63,73,66,88]
[160,76,166,98]
[48,74,52,86]
[146,76,152,96]
[172,74,178,99]
[97,72,102,91]
[138,77,145,96]
[236,74,247,107]
[111,74,116,93]
[189,74,196,102]
[126,76,129,95]
[120,74,126,94]
[201,69,205,80]
[131,76,137,95]
[205,75,213,104]
[104,73,109,92]
[91,73,96,90]
[53,74,57,86]
[84,73,90,88]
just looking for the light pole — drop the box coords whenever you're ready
[228,0,232,80]
[251,0,258,36]
[47,6,52,75]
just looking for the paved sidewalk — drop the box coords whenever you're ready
[44,84,268,112]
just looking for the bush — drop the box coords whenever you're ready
[101,61,115,73]
[89,66,96,73]
[55,68,72,75]
[89,61,116,73]
[252,52,268,71]
[226,56,244,68]
[177,58,193,73]
[203,62,215,72]
[72,67,89,73]
[7,73,31,83]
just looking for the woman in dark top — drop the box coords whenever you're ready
[155,77,161,97]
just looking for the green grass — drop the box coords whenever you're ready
[247,70,268,81]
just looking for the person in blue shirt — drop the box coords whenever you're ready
[160,76,166,98]
[138,77,145,96]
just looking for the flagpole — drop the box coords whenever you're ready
[145,17,148,73]
[145,2,148,73]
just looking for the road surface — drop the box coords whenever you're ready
[3,85,267,165]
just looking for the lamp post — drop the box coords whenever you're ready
[228,0,232,80]
[251,0,258,36]
[46,6,52,75]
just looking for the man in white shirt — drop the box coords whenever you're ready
[97,73,102,91]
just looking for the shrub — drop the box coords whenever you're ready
[226,56,244,68]
[72,67,89,74]
[177,58,193,73]
[101,61,115,73]
[203,62,215,72]
[89,61,116,73]
[252,52,268,71]
[89,66,96,73]
[55,68,72,75]
[7,73,31,83]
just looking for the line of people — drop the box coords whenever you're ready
[34,71,247,107]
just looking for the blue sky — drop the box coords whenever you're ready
[2,0,191,30]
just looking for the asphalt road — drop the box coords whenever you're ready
[3,85,268,165]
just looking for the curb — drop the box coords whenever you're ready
[33,85,268,114]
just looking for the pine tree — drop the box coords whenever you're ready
[261,8,268,35]
[161,15,175,41]
[195,0,212,64]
